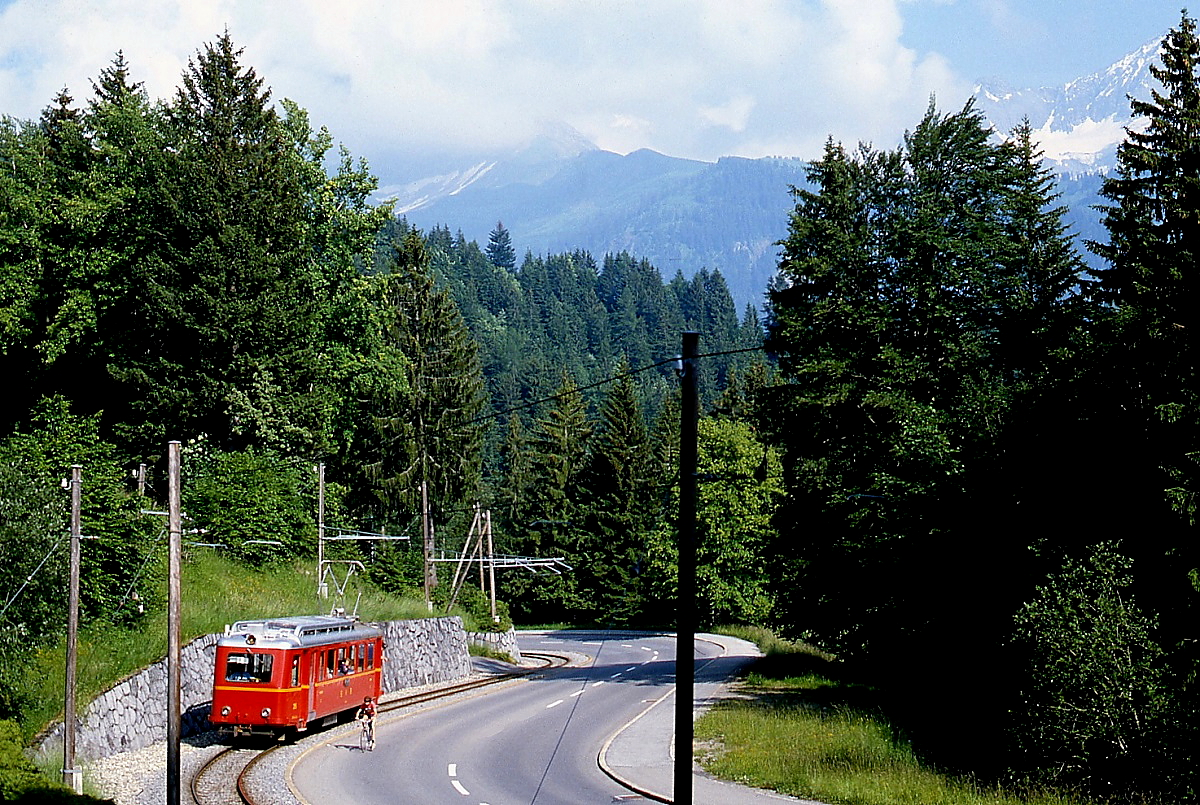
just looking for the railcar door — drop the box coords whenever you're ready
[306,650,318,725]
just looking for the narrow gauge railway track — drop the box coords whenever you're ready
[191,651,571,805]
[376,650,570,716]
[191,746,266,805]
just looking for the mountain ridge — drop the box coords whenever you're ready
[384,33,1168,310]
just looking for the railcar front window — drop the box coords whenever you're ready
[225,652,274,683]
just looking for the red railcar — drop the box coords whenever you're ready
[210,614,383,737]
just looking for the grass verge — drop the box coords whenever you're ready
[697,628,1085,805]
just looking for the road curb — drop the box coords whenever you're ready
[597,684,677,803]
[596,634,733,804]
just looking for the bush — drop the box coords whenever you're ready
[182,443,317,565]
[1010,542,1165,795]
[0,720,114,804]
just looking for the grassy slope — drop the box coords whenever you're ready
[700,627,1086,805]
[21,550,466,742]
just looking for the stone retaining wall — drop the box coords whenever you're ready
[36,617,471,762]
[466,628,522,663]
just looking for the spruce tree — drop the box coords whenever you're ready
[1090,11,1200,531]
[485,220,516,271]
[765,100,1091,769]
[102,33,322,454]
[576,367,660,625]
[500,373,591,623]
[367,230,486,527]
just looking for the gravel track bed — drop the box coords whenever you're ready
[85,662,560,805]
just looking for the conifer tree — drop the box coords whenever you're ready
[367,230,485,527]
[485,220,516,271]
[500,374,591,623]
[576,367,660,625]
[765,102,1091,768]
[1090,11,1200,531]
[101,33,322,455]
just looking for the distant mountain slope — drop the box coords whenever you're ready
[386,32,1169,311]
[389,130,808,312]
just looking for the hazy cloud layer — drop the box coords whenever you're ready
[3,0,970,175]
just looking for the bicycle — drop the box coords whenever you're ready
[358,715,375,751]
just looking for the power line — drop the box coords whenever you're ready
[0,534,67,622]
[462,344,768,433]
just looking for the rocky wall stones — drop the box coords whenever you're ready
[36,617,471,762]
[466,628,522,663]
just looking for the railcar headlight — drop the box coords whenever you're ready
[261,708,271,719]
[221,706,230,716]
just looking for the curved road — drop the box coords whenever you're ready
[291,631,716,804]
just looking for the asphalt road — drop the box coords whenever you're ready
[290,631,714,805]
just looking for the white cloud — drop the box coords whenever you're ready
[699,95,756,133]
[0,0,972,176]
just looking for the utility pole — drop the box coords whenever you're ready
[62,465,82,794]
[675,331,699,804]
[422,480,434,611]
[316,463,327,598]
[167,441,182,805]
[486,509,498,624]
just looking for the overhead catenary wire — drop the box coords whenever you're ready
[393,343,770,521]
[0,534,67,622]
[451,344,767,436]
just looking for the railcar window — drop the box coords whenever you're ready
[225,652,273,683]
[367,643,374,670]
[291,656,299,687]
[357,644,364,672]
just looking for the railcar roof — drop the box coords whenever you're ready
[218,614,381,648]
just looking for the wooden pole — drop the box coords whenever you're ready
[167,441,182,805]
[486,510,497,624]
[675,331,699,804]
[317,463,327,599]
[422,480,433,611]
[62,465,82,793]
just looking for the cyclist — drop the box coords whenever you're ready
[355,696,376,751]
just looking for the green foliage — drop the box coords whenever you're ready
[1090,10,1200,578]
[0,398,159,635]
[366,230,485,526]
[762,99,1096,782]
[181,443,316,565]
[694,419,780,626]
[1011,544,1166,794]
[575,368,662,625]
[485,220,516,271]
[500,375,592,624]
[1,719,114,804]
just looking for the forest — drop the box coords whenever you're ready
[1,13,1199,803]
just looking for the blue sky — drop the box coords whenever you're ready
[0,1,1185,181]
[901,0,1180,88]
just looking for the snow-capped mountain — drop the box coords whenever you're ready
[974,35,1164,173]
[378,35,1174,308]
[382,122,600,215]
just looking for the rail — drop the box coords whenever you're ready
[191,651,571,804]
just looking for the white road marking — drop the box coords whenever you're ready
[621,644,633,648]
[448,763,457,777]
[591,680,605,687]
[570,690,584,697]
[452,779,470,796]
[640,646,652,651]
[625,666,637,672]
[610,672,622,678]
[547,699,564,708]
